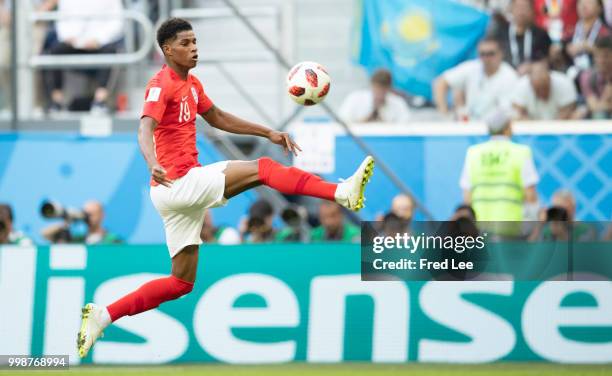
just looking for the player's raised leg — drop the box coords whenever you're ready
[223,155,375,211]
[77,245,198,358]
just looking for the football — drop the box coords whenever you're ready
[286,61,331,106]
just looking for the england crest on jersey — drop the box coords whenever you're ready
[191,87,198,104]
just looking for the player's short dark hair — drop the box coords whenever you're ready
[156,17,193,49]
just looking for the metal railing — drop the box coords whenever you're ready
[29,10,154,69]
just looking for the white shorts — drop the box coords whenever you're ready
[150,162,229,257]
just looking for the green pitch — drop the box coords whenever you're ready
[1,364,612,376]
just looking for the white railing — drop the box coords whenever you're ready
[289,120,612,136]
[29,10,154,68]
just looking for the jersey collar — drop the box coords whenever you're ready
[163,64,190,82]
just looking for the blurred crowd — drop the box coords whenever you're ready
[1,188,611,246]
[343,0,612,122]
[0,0,610,119]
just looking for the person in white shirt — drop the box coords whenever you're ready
[512,58,577,120]
[338,69,411,123]
[433,37,518,121]
[43,0,124,114]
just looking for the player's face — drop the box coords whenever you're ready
[166,30,198,69]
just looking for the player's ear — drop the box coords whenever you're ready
[162,43,172,56]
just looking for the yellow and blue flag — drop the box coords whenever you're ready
[352,0,490,99]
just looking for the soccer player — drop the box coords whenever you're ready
[77,18,374,358]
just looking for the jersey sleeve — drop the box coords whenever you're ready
[141,79,168,123]
[194,77,214,114]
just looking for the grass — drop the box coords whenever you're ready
[1,363,612,376]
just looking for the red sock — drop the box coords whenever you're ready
[258,157,337,201]
[106,275,193,322]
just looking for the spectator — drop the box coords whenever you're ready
[450,204,477,222]
[459,109,539,233]
[242,199,275,243]
[43,0,124,114]
[534,0,578,42]
[433,36,518,121]
[200,210,241,245]
[447,205,481,239]
[42,200,122,244]
[529,189,598,241]
[512,58,578,119]
[381,212,409,237]
[390,194,414,223]
[493,0,552,74]
[310,201,360,242]
[275,205,309,242]
[578,35,612,118]
[550,190,597,240]
[563,0,610,74]
[0,203,33,246]
[338,69,411,123]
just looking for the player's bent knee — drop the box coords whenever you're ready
[169,275,194,299]
[258,157,278,183]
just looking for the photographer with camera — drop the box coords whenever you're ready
[528,189,598,241]
[0,203,33,246]
[41,200,122,244]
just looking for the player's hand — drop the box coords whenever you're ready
[150,164,172,187]
[268,130,302,156]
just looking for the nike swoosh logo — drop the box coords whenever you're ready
[182,96,188,101]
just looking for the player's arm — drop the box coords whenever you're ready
[138,116,172,187]
[201,105,302,156]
